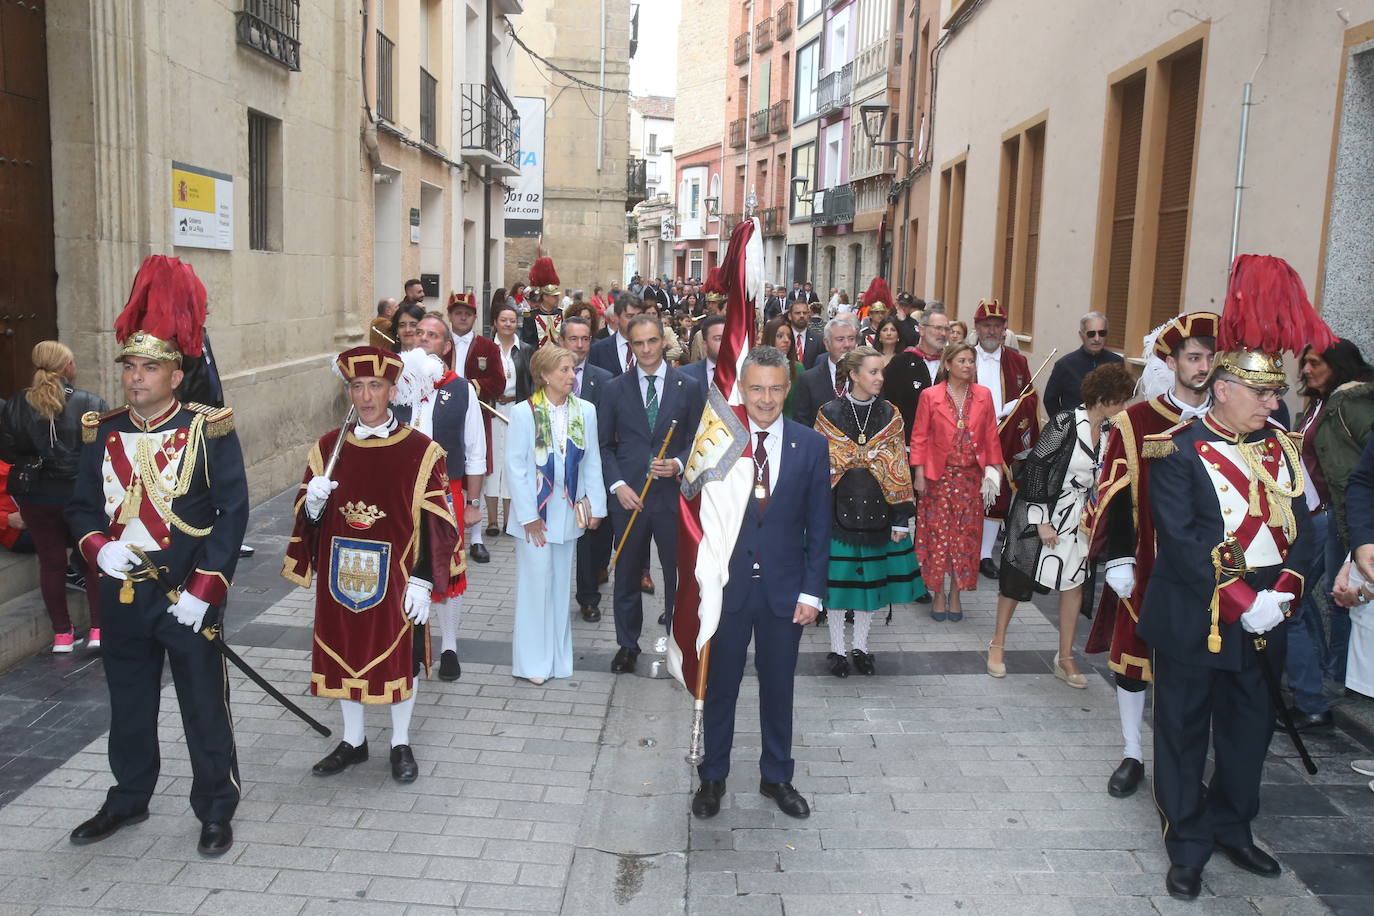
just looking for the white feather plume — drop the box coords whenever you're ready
[391,350,446,408]
[744,218,765,311]
[1138,319,1176,399]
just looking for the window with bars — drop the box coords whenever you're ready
[248,110,281,251]
[992,119,1047,337]
[236,1,301,71]
[935,158,966,314]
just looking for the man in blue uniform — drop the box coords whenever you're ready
[1138,254,1331,900]
[65,255,249,856]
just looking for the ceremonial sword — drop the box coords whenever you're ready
[1254,632,1318,774]
[127,546,333,737]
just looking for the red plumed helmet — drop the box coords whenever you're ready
[702,266,727,302]
[860,277,892,310]
[528,257,560,294]
[1219,254,1336,356]
[114,255,207,361]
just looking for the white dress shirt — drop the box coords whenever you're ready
[413,382,487,475]
[977,345,1006,415]
[609,361,680,493]
[611,331,634,372]
[748,415,822,612]
[451,330,474,376]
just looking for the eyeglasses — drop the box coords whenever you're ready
[1225,379,1289,402]
[1083,330,1107,339]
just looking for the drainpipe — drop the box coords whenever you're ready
[483,0,494,315]
[597,0,606,171]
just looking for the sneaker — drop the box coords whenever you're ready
[65,568,86,592]
[52,631,80,654]
[87,628,102,650]
[1351,759,1374,777]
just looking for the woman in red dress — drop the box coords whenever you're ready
[910,342,1004,621]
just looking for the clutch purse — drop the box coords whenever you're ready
[574,495,594,529]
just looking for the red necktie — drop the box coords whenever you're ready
[625,341,636,372]
[754,431,770,511]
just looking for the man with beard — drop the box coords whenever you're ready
[789,299,824,369]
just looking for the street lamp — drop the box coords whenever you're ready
[858,102,915,163]
[703,196,721,218]
[790,175,814,202]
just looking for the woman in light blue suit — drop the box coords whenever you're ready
[507,345,607,683]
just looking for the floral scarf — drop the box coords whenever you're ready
[530,389,586,521]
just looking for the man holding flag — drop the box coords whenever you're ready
[669,217,831,821]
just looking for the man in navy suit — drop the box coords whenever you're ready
[560,316,614,622]
[597,314,703,672]
[786,300,824,369]
[791,316,859,429]
[680,315,725,395]
[692,345,830,821]
[588,291,645,377]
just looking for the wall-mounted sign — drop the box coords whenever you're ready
[171,161,233,250]
[504,96,545,239]
[410,208,421,244]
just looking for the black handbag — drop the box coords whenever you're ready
[7,457,43,497]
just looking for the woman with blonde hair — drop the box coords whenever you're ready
[0,342,108,651]
[507,344,606,683]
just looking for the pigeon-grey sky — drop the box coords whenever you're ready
[629,1,679,98]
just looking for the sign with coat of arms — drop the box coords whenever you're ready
[328,537,391,612]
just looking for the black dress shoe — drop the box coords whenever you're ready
[657,611,667,626]
[312,739,369,776]
[1278,705,1333,732]
[438,649,461,681]
[611,646,639,673]
[759,781,810,818]
[70,808,149,845]
[580,605,601,622]
[1217,843,1280,876]
[1108,757,1145,798]
[850,649,876,676]
[1166,864,1202,900]
[827,652,850,678]
[484,526,501,537]
[915,592,933,604]
[692,779,726,818]
[390,744,419,783]
[197,821,233,856]
[979,558,999,580]
[469,543,491,564]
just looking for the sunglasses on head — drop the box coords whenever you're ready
[1084,329,1108,339]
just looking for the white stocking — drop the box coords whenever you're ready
[390,688,416,748]
[436,596,464,654]
[469,519,484,545]
[1117,685,1147,762]
[981,519,1001,560]
[853,611,874,653]
[340,699,366,747]
[827,613,848,655]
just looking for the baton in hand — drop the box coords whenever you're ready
[611,420,678,568]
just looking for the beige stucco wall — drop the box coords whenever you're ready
[47,0,361,505]
[926,0,1374,369]
[675,0,730,160]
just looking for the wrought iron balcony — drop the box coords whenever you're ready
[375,31,395,122]
[811,184,855,227]
[460,82,521,176]
[750,109,770,141]
[769,99,790,134]
[729,117,747,149]
[419,67,438,146]
[776,2,793,39]
[627,158,648,207]
[760,206,785,236]
[720,212,743,239]
[816,63,853,116]
[733,33,750,65]
[236,0,301,71]
[755,18,773,51]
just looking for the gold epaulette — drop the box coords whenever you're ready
[80,406,130,443]
[1141,417,1195,460]
[184,402,235,438]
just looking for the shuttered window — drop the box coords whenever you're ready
[935,158,966,313]
[995,136,1020,311]
[1022,123,1045,334]
[1150,46,1202,329]
[1104,74,1145,350]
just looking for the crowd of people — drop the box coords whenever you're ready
[2,249,1373,900]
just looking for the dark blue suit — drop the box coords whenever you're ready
[1345,421,1374,550]
[588,333,629,377]
[575,362,614,608]
[700,419,831,784]
[597,365,702,650]
[1139,418,1312,869]
[679,358,712,395]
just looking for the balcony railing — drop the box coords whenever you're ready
[460,83,521,175]
[627,158,648,207]
[816,63,853,116]
[375,31,395,122]
[720,212,743,239]
[754,18,773,51]
[733,33,750,65]
[419,67,438,146]
[853,37,888,89]
[760,206,785,236]
[811,184,855,227]
[849,121,893,182]
[854,176,892,214]
[728,117,746,149]
[824,0,845,10]
[236,0,301,70]
[776,2,793,39]
[769,99,790,134]
[749,109,770,141]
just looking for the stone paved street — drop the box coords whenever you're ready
[0,488,1371,914]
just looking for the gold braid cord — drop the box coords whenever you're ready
[816,411,913,504]
[1235,432,1304,543]
[131,414,213,537]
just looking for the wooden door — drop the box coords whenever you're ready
[0,0,58,399]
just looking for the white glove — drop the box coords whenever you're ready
[404,577,433,625]
[1104,563,1136,597]
[304,476,339,519]
[1240,589,1294,634]
[168,592,210,630]
[96,541,138,580]
[997,398,1019,421]
[980,466,1002,508]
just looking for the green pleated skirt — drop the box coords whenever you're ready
[827,535,925,611]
